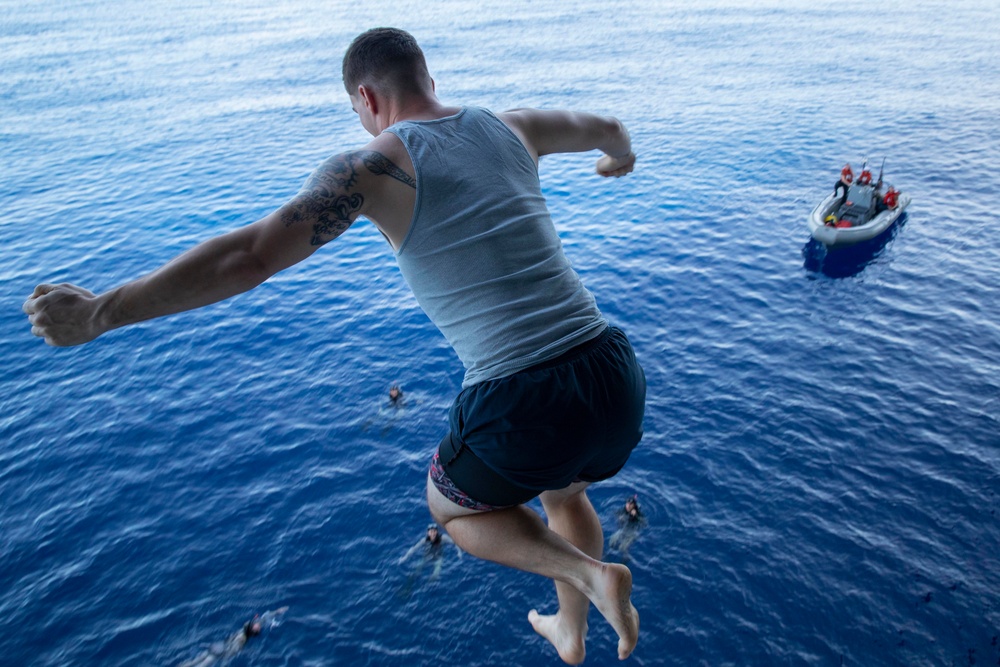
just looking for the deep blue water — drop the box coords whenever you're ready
[3,1,999,665]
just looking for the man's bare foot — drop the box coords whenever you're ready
[528,609,586,665]
[588,563,639,660]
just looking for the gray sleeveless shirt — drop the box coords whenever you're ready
[385,107,606,387]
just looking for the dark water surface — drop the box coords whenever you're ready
[2,1,998,665]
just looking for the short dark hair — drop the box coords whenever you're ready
[342,28,431,96]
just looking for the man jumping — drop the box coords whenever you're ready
[24,27,645,663]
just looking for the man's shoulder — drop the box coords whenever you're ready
[365,132,408,159]
[310,135,412,189]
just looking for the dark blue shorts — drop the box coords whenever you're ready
[436,326,646,507]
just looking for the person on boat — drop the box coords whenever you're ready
[883,187,899,209]
[857,167,873,186]
[875,186,899,214]
[835,164,853,207]
[23,27,645,665]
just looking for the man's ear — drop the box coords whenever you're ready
[358,84,378,115]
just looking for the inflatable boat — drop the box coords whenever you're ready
[808,161,911,248]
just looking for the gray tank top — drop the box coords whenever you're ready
[386,107,606,387]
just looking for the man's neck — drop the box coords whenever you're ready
[387,96,460,125]
[358,83,462,134]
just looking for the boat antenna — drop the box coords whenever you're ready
[877,157,886,189]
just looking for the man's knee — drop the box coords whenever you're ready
[540,482,592,512]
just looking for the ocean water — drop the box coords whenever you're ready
[2,1,999,665]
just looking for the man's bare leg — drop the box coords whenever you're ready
[427,474,639,661]
[527,483,604,664]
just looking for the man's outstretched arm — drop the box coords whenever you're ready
[24,151,369,347]
[498,108,635,177]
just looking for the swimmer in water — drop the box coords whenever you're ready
[177,607,287,667]
[361,383,410,435]
[397,523,463,598]
[608,495,646,561]
[622,495,643,524]
[400,523,463,580]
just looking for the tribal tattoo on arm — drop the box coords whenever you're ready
[281,152,364,246]
[280,150,415,246]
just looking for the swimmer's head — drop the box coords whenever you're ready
[426,523,440,542]
[244,617,262,638]
[389,384,402,401]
